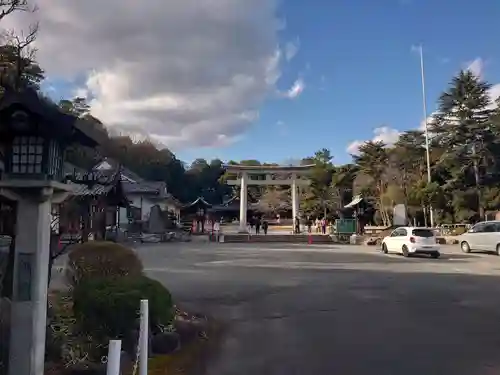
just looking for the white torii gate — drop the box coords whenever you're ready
[224,164,314,232]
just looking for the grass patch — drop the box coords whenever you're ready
[148,318,224,375]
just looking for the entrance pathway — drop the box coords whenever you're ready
[136,243,500,375]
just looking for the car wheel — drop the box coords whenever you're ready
[381,243,388,254]
[461,241,471,253]
[402,245,410,257]
[495,244,500,256]
[431,252,440,259]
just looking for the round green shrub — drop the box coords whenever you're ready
[72,275,174,341]
[66,241,143,286]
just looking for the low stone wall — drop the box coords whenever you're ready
[221,234,335,244]
[437,236,459,245]
[364,226,391,235]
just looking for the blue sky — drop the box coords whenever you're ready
[32,0,500,166]
[178,0,500,165]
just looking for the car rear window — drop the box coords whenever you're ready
[412,229,434,237]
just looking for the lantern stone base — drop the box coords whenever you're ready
[0,183,72,375]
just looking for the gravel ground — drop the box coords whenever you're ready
[112,242,500,375]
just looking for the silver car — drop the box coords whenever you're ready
[459,221,500,255]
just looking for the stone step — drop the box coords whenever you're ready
[221,234,335,243]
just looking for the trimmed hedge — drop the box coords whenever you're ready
[66,241,143,286]
[72,275,174,341]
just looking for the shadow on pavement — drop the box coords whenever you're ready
[153,263,500,375]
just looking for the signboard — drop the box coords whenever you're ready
[335,219,356,234]
[16,252,33,302]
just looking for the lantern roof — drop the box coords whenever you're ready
[0,87,99,148]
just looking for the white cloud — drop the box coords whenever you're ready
[466,57,484,78]
[489,84,500,106]
[467,58,500,108]
[346,57,500,156]
[346,140,364,155]
[346,126,401,154]
[284,39,299,61]
[3,0,299,150]
[284,78,305,99]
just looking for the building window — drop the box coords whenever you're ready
[11,136,44,174]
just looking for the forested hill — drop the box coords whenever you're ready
[62,105,349,213]
[63,109,344,209]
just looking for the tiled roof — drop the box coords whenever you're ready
[122,180,167,196]
[70,159,179,202]
[92,158,144,183]
[222,196,237,205]
[64,162,125,200]
[68,182,115,196]
[183,196,212,208]
[65,166,120,185]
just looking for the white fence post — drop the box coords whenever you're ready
[106,340,122,375]
[139,299,149,375]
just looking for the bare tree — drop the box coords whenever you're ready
[257,188,291,215]
[0,22,40,90]
[0,0,40,89]
[7,22,37,88]
[0,0,33,23]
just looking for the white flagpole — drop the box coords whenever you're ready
[419,44,434,228]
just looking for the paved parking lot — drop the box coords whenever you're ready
[106,243,500,374]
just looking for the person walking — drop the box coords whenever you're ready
[315,218,321,233]
[255,217,261,234]
[321,218,327,234]
[295,216,300,234]
[262,219,269,235]
[213,220,221,241]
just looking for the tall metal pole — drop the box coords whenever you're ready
[419,44,434,227]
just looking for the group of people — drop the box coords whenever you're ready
[305,217,329,234]
[248,217,269,235]
[245,215,330,235]
[293,216,329,234]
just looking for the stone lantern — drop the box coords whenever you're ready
[0,88,98,375]
[0,89,96,183]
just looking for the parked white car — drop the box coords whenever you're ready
[459,221,500,255]
[381,227,440,258]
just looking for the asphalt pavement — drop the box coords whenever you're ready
[125,243,500,374]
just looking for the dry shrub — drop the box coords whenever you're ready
[66,241,143,287]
